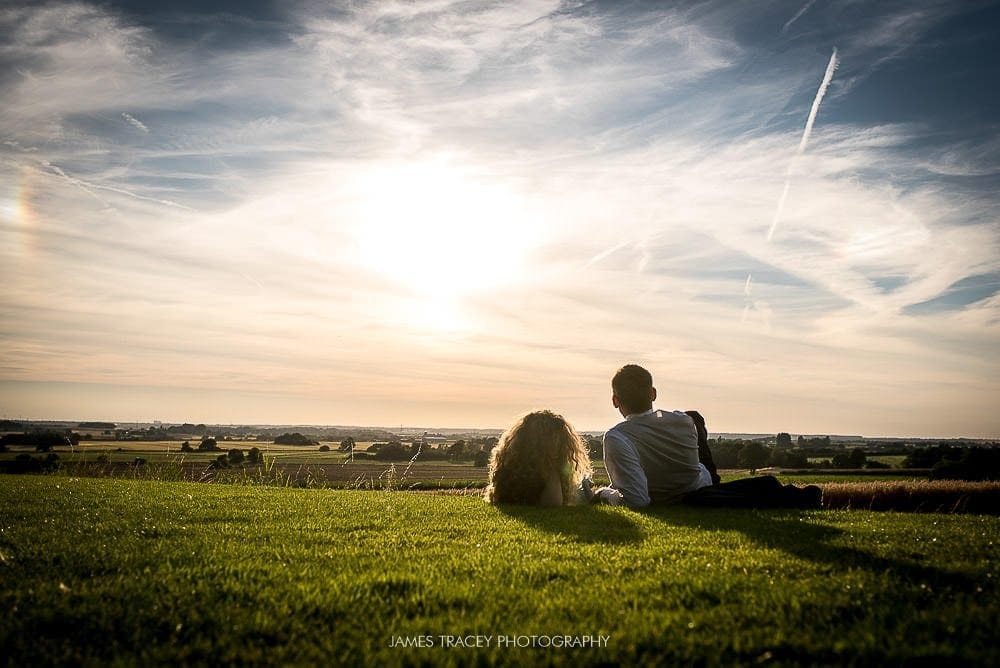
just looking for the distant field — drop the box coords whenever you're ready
[806,455,909,467]
[867,455,908,467]
[35,440,377,462]
[1,476,996,666]
[1,443,941,489]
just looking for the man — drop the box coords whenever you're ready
[595,364,822,509]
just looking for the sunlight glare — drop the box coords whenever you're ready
[351,159,538,312]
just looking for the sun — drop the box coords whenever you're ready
[349,158,538,324]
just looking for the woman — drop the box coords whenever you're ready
[484,410,592,506]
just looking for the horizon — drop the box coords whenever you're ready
[5,414,995,443]
[2,1,999,439]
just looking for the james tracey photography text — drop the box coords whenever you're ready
[389,635,611,649]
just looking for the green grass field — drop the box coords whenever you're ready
[0,440,367,465]
[1,476,997,666]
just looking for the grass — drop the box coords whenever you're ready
[1,476,997,666]
[866,454,908,467]
[822,480,1000,513]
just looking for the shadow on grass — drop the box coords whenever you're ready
[496,504,645,545]
[646,507,983,593]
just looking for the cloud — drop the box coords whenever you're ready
[0,0,997,435]
[121,112,149,133]
[782,0,818,34]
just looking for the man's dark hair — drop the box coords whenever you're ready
[612,364,653,414]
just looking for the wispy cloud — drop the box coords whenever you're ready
[121,112,149,133]
[782,0,817,34]
[0,1,997,436]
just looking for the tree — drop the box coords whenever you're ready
[769,448,807,468]
[247,447,262,463]
[473,450,490,468]
[319,444,330,452]
[931,447,1000,481]
[708,439,744,468]
[0,430,72,451]
[848,448,867,468]
[198,438,219,451]
[776,433,793,449]
[585,436,603,461]
[339,436,356,452]
[227,448,245,465]
[180,441,193,452]
[274,432,317,446]
[799,435,832,449]
[374,441,410,461]
[737,442,770,474]
[448,439,467,461]
[904,445,963,469]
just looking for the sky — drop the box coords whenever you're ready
[1,0,998,438]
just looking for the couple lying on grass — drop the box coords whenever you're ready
[485,364,822,509]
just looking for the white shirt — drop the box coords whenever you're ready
[603,408,713,507]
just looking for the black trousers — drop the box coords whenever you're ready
[682,475,809,509]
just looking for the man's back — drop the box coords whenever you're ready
[604,409,710,505]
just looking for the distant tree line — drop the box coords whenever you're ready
[355,436,503,466]
[273,433,318,446]
[207,447,264,470]
[703,437,1000,480]
[0,430,76,451]
[0,453,62,473]
[904,446,1000,481]
[708,438,874,474]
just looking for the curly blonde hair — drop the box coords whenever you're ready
[484,410,592,505]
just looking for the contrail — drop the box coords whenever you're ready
[745,47,838,326]
[798,47,839,154]
[766,47,838,241]
[44,161,191,210]
[768,181,792,241]
[585,240,629,267]
[782,0,817,34]
[44,162,109,207]
[89,182,191,210]
[741,273,754,323]
[122,112,149,133]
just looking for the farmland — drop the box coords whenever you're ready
[2,475,998,666]
[0,439,939,490]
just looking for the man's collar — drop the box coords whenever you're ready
[625,407,656,420]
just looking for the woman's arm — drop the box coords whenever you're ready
[537,470,564,506]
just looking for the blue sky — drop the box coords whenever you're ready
[1,0,998,437]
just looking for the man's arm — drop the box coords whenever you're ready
[684,410,721,485]
[603,431,651,507]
